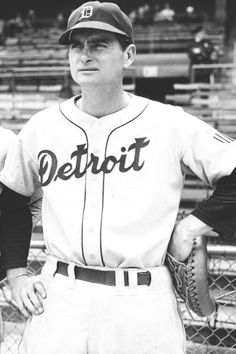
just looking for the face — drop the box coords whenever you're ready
[68,29,135,87]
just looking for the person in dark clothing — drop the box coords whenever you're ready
[188,25,219,82]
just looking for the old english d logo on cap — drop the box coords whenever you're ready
[79,6,93,20]
[58,1,133,45]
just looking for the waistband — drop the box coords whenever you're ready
[42,255,172,289]
[56,260,151,286]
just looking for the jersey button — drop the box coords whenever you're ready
[91,175,98,182]
[93,147,99,155]
[90,254,96,261]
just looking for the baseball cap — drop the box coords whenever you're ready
[58,1,133,45]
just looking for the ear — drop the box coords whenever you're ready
[124,44,136,69]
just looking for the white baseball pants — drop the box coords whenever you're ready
[19,256,186,354]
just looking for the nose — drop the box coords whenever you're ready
[80,44,92,64]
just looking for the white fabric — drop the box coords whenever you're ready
[0,127,15,194]
[19,257,186,354]
[1,94,235,268]
[0,128,15,343]
[1,94,235,353]
[0,127,42,225]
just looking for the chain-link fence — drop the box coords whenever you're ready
[184,243,236,354]
[1,240,236,354]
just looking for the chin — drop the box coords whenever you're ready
[77,72,97,80]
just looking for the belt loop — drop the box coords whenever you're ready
[67,263,76,286]
[52,261,58,277]
[128,270,138,288]
[43,256,58,278]
[115,269,126,287]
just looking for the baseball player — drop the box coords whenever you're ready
[0,129,15,201]
[0,127,15,344]
[0,128,42,346]
[0,2,236,354]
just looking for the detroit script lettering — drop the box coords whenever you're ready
[38,137,150,186]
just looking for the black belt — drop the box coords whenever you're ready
[56,261,151,286]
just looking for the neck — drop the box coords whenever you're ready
[77,84,131,118]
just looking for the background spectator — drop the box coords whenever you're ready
[153,4,162,23]
[185,6,196,22]
[159,2,175,22]
[25,9,36,29]
[0,19,6,46]
[15,12,24,33]
[129,8,137,24]
[188,25,219,82]
[57,11,66,29]
[188,25,219,65]
[135,3,153,25]
[184,6,206,23]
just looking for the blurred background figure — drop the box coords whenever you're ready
[25,9,36,29]
[188,25,219,82]
[185,6,206,23]
[56,11,66,30]
[159,3,175,22]
[185,6,196,22]
[188,25,219,65]
[15,12,24,33]
[0,19,6,46]
[153,4,162,23]
[135,3,153,25]
[129,7,138,24]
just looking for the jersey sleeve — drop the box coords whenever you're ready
[180,112,236,188]
[0,128,16,193]
[0,119,41,197]
[179,111,236,236]
[0,128,16,279]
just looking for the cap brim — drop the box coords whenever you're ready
[0,268,6,281]
[59,21,129,45]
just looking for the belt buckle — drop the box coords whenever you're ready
[138,271,152,286]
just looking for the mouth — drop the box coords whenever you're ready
[78,68,98,72]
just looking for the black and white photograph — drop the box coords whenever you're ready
[0,1,235,353]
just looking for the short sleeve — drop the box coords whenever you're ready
[0,128,16,194]
[180,112,236,187]
[0,120,40,196]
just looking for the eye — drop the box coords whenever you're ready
[70,43,83,49]
[91,42,107,50]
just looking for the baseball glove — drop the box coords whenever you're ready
[165,235,216,317]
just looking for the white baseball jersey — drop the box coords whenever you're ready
[1,94,236,268]
[0,127,15,193]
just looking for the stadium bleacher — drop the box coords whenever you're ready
[165,82,236,137]
[133,22,225,53]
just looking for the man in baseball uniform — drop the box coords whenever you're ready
[0,128,42,346]
[0,2,236,353]
[0,127,15,344]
